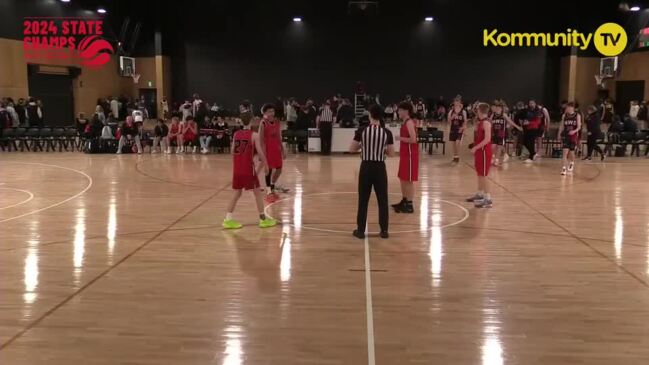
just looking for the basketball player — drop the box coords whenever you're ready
[392,102,419,213]
[522,100,543,163]
[258,104,287,203]
[558,102,582,176]
[448,100,467,163]
[466,103,493,208]
[223,116,277,229]
[491,101,522,166]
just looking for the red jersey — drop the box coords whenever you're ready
[398,119,419,182]
[232,129,256,177]
[474,118,491,150]
[261,118,283,169]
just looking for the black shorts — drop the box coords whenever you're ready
[449,131,463,142]
[562,137,577,151]
[492,136,505,146]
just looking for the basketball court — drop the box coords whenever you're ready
[2,148,649,364]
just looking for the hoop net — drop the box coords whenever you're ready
[594,74,606,88]
[132,73,141,84]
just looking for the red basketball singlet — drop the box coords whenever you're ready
[398,119,419,182]
[232,129,259,190]
[474,118,492,177]
[261,118,282,169]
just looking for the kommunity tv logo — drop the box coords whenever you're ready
[483,23,628,56]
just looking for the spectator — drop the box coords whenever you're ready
[285,98,298,129]
[0,102,11,128]
[116,116,142,154]
[629,100,639,120]
[384,103,394,121]
[583,105,604,161]
[94,105,106,124]
[152,119,169,154]
[110,96,119,120]
[214,116,229,153]
[295,105,312,152]
[26,97,42,127]
[638,100,647,122]
[75,112,89,136]
[14,98,26,126]
[199,116,216,154]
[182,116,198,154]
[602,102,614,124]
[337,98,355,128]
[191,93,201,116]
[161,97,170,119]
[181,100,192,121]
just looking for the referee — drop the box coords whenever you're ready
[349,104,395,239]
[317,100,336,155]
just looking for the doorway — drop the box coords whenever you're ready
[27,72,74,126]
[139,88,157,119]
[615,80,645,117]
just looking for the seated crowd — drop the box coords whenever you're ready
[1,91,648,158]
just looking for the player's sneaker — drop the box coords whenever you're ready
[201,148,208,154]
[568,162,574,172]
[466,193,483,202]
[402,202,414,214]
[379,231,389,239]
[523,159,534,164]
[503,154,510,163]
[352,229,365,239]
[601,154,606,162]
[151,149,158,154]
[273,185,290,193]
[475,199,493,208]
[452,156,460,163]
[561,167,567,175]
[391,199,406,212]
[222,219,243,229]
[259,218,277,228]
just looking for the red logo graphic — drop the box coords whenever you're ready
[23,18,113,69]
[78,35,114,67]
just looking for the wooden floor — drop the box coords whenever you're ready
[2,148,649,364]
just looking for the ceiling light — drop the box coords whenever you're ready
[293,17,302,22]
[630,6,641,11]
[425,16,434,22]
[97,7,107,14]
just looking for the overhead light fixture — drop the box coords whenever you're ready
[293,17,302,22]
[425,16,434,22]
[97,7,107,14]
[630,5,641,10]
[61,0,71,2]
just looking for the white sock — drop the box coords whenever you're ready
[226,212,233,221]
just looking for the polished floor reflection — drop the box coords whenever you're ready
[2,151,649,364]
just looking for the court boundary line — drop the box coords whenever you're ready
[0,183,230,351]
[462,161,649,289]
[0,187,34,210]
[0,163,93,224]
[364,225,376,365]
[264,192,469,234]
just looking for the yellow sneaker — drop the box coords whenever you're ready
[222,219,243,229]
[259,218,277,228]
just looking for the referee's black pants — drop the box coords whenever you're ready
[357,161,389,233]
[523,129,538,159]
[319,122,333,155]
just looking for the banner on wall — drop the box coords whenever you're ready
[22,17,114,68]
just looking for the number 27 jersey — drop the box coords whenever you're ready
[232,129,256,177]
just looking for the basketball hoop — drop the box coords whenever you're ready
[131,73,141,84]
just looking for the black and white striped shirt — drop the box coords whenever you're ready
[319,107,334,122]
[354,124,394,161]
